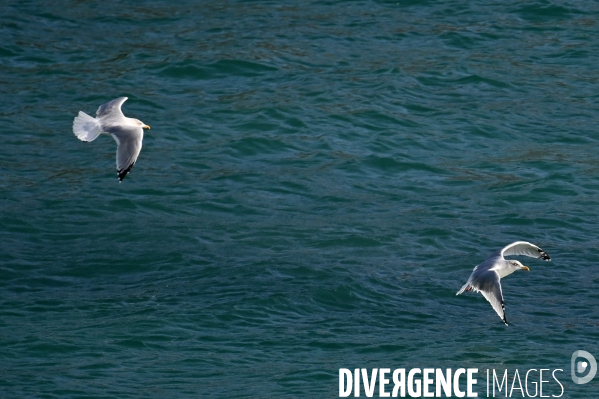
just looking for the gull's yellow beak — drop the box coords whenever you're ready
[143,124,151,130]
[521,265,530,271]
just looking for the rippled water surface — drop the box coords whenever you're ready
[2,1,599,398]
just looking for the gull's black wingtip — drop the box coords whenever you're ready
[117,162,135,182]
[538,248,551,261]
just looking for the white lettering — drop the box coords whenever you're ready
[423,368,434,397]
[408,368,421,397]
[380,368,390,397]
[454,368,465,398]
[525,369,538,397]
[436,368,452,397]
[339,369,352,397]
[340,366,565,398]
[540,369,549,397]
[552,369,564,398]
[510,369,524,397]
[467,368,478,397]
[392,369,405,397]
[362,368,377,398]
[492,369,508,397]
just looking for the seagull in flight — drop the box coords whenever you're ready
[456,241,551,326]
[73,97,150,182]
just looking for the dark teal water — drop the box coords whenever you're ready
[2,1,599,398]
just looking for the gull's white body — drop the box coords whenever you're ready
[456,241,551,326]
[73,97,150,182]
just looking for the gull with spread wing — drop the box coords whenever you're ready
[456,241,551,326]
[73,97,150,182]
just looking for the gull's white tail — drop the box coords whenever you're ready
[73,111,102,142]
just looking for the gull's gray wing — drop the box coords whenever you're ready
[96,97,128,121]
[493,241,551,261]
[472,270,508,326]
[111,127,143,182]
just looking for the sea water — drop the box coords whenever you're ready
[1,1,599,398]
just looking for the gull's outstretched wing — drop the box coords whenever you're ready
[494,241,551,261]
[96,97,128,121]
[479,276,508,326]
[111,127,143,182]
[472,271,508,325]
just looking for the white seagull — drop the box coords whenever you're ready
[456,241,551,326]
[73,97,150,182]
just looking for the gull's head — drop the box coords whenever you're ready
[133,118,150,130]
[509,260,530,272]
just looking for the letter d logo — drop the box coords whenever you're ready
[571,350,597,384]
